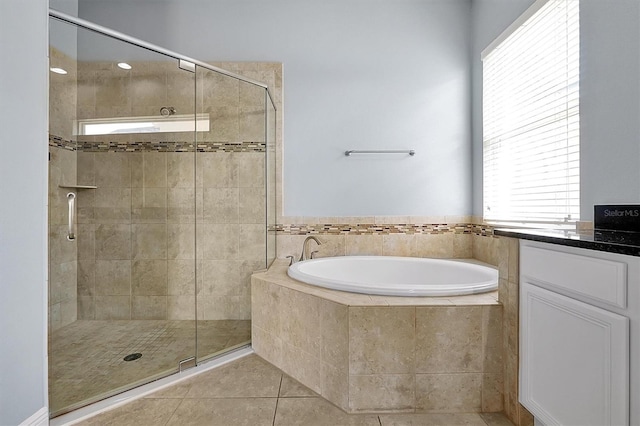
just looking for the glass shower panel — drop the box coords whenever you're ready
[194,67,267,362]
[266,92,277,265]
[48,17,197,417]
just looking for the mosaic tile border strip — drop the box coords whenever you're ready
[274,223,496,237]
[49,135,266,153]
[49,135,76,151]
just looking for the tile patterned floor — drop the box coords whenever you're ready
[49,320,250,417]
[76,354,515,426]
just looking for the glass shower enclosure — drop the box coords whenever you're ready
[48,10,276,417]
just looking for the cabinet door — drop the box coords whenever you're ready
[520,283,629,426]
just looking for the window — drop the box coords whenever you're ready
[75,113,210,136]
[482,0,579,225]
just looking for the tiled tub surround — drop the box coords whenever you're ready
[273,221,532,426]
[252,260,503,414]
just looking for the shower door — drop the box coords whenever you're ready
[193,67,269,362]
[48,16,198,417]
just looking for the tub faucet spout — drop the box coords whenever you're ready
[299,236,322,262]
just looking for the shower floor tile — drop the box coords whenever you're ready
[49,319,250,417]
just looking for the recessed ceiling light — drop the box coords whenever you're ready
[117,62,132,70]
[50,67,67,75]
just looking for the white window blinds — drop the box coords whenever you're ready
[482,0,579,224]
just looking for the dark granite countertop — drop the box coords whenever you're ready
[494,228,640,257]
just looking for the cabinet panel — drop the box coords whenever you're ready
[520,245,627,308]
[520,283,629,426]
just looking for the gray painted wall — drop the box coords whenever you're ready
[579,0,640,221]
[471,0,640,220]
[0,0,49,424]
[77,0,473,217]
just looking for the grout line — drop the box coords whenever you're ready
[163,397,185,426]
[272,374,283,426]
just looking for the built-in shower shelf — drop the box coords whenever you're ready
[58,185,97,189]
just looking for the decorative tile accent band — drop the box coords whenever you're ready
[49,135,266,153]
[49,135,75,151]
[273,223,496,237]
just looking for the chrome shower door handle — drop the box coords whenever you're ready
[67,192,76,241]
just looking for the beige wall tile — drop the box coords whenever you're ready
[95,295,131,320]
[203,187,239,223]
[168,259,196,296]
[199,260,241,297]
[94,153,131,188]
[167,223,195,259]
[278,342,323,395]
[312,235,345,258]
[472,235,500,266]
[49,225,76,264]
[239,187,266,224]
[252,325,283,368]
[276,235,308,260]
[77,296,95,320]
[199,295,250,320]
[94,188,131,223]
[132,224,167,260]
[414,233,454,258]
[239,224,265,261]
[350,307,415,375]
[132,296,167,320]
[77,260,95,296]
[95,224,131,260]
[237,152,265,188]
[482,305,503,375]
[251,278,282,334]
[199,153,238,188]
[167,152,196,188]
[132,187,167,223]
[453,233,473,258]
[345,235,383,256]
[285,288,321,354]
[167,187,197,223]
[209,106,240,141]
[416,373,482,413]
[321,362,349,411]
[320,299,349,369]
[198,224,239,260]
[349,374,415,412]
[167,295,195,320]
[239,106,266,142]
[132,260,167,295]
[76,224,95,260]
[482,373,504,412]
[382,234,415,257]
[95,260,131,296]
[416,306,483,374]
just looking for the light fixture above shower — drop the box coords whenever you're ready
[117,62,132,70]
[50,67,67,75]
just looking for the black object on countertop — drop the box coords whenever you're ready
[594,205,640,232]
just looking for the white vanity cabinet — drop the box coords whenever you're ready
[519,240,640,426]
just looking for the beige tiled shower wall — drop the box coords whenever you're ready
[67,60,281,321]
[49,47,78,332]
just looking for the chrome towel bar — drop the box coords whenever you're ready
[345,150,415,156]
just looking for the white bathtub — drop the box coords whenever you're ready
[287,256,498,297]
